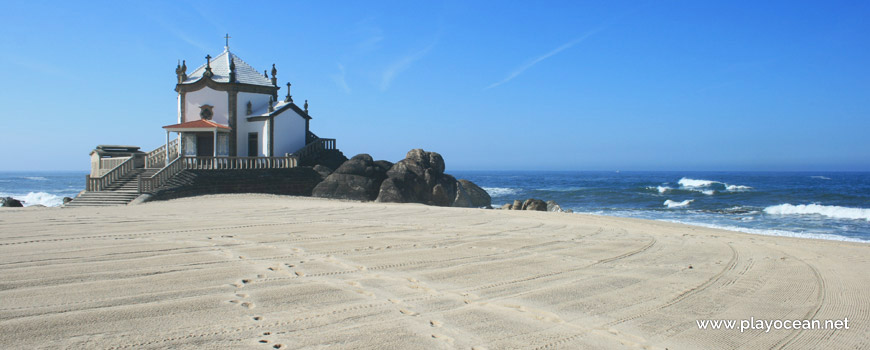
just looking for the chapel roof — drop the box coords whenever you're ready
[163,119,231,130]
[247,100,312,121]
[182,48,273,87]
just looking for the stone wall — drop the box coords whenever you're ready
[150,167,323,201]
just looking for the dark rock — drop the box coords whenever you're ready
[522,198,547,211]
[376,149,456,206]
[511,200,523,210]
[546,200,564,212]
[312,165,333,180]
[453,182,473,208]
[63,197,74,205]
[1,197,23,207]
[458,179,491,208]
[500,203,512,210]
[312,153,389,201]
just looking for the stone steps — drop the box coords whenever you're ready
[66,168,161,207]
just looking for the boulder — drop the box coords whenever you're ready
[452,182,474,208]
[312,165,333,180]
[511,199,523,210]
[522,198,547,211]
[546,200,564,213]
[376,149,457,206]
[63,197,74,205]
[1,197,23,207]
[458,179,491,208]
[500,203,512,210]
[312,153,389,201]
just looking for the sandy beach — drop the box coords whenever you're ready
[0,194,867,349]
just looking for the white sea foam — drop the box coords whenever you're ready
[664,199,693,208]
[22,176,49,181]
[678,178,717,188]
[0,192,65,207]
[677,177,752,193]
[646,186,672,194]
[482,187,519,197]
[764,203,870,221]
[810,176,831,180]
[725,184,752,191]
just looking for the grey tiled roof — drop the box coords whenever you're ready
[183,49,274,87]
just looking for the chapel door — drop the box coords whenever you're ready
[196,134,214,157]
[248,133,258,157]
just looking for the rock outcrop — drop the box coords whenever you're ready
[500,198,564,212]
[311,148,490,208]
[457,179,492,208]
[312,154,390,201]
[1,197,23,207]
[375,149,489,208]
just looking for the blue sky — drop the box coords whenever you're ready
[1,0,868,171]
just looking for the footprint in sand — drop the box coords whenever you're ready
[240,302,255,309]
[272,344,285,349]
[399,308,418,316]
[429,320,442,327]
[431,334,454,344]
[253,316,262,321]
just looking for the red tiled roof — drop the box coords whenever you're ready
[163,119,231,130]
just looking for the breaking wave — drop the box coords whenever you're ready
[664,199,694,208]
[810,176,831,180]
[677,177,752,194]
[764,204,870,221]
[0,192,65,207]
[483,187,519,197]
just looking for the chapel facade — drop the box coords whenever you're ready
[164,45,313,158]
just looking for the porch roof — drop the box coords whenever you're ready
[163,119,231,133]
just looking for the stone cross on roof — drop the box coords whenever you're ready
[224,34,231,49]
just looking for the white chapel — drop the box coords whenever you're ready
[164,42,312,158]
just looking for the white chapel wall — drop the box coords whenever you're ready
[184,88,229,125]
[273,110,307,156]
[236,92,273,157]
[242,119,267,157]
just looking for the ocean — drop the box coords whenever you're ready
[453,171,870,243]
[3,170,869,243]
[0,172,86,207]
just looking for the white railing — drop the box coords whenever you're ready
[183,156,298,170]
[97,157,131,176]
[87,156,135,191]
[145,138,179,168]
[138,156,184,193]
[138,156,299,193]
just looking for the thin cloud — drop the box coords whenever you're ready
[380,41,436,91]
[486,28,603,90]
[332,63,351,93]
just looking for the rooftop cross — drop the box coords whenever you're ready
[224,34,231,48]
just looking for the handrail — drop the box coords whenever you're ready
[145,138,179,168]
[292,138,336,162]
[138,156,184,193]
[97,157,131,176]
[138,156,298,193]
[183,156,298,170]
[86,156,135,191]
[306,130,320,144]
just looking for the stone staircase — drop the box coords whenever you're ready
[66,168,159,207]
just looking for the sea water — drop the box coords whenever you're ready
[0,172,86,207]
[453,171,870,243]
[3,170,869,243]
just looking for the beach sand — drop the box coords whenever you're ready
[1,194,867,349]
